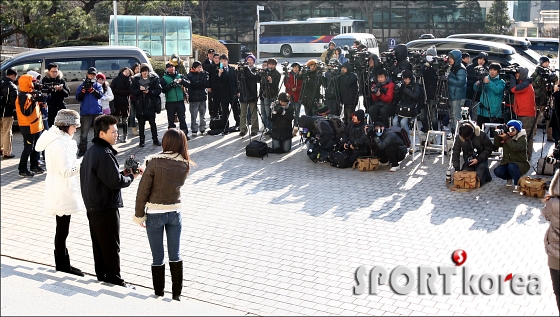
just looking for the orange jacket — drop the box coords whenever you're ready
[15,74,44,135]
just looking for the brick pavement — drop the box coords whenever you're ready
[1,109,558,316]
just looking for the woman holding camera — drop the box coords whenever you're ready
[493,120,530,192]
[134,128,195,301]
[35,109,84,276]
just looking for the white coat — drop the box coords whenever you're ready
[100,86,114,114]
[35,126,85,216]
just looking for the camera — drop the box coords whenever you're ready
[431,56,449,77]
[474,65,489,79]
[41,82,58,94]
[446,169,452,183]
[460,107,470,120]
[281,60,290,73]
[545,144,560,165]
[237,61,248,70]
[371,86,380,95]
[348,48,371,70]
[82,78,93,90]
[124,155,140,174]
[31,83,45,102]
[499,63,519,82]
[379,51,396,69]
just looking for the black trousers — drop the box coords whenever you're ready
[137,115,158,141]
[343,103,357,127]
[376,145,405,167]
[551,268,560,310]
[368,103,395,127]
[208,91,219,118]
[220,101,240,127]
[55,215,71,252]
[166,101,187,131]
[345,148,369,164]
[87,208,123,285]
[18,133,40,172]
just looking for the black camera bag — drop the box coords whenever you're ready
[246,141,268,159]
[329,151,351,168]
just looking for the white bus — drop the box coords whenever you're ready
[259,17,366,57]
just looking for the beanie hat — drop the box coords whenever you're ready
[291,62,301,68]
[191,61,201,69]
[165,62,175,68]
[317,104,330,114]
[462,52,470,59]
[54,109,81,128]
[354,109,365,122]
[506,119,522,132]
[426,45,437,56]
[306,59,317,67]
[476,52,488,63]
[402,70,414,80]
[27,70,40,80]
[207,48,215,54]
[245,54,256,62]
[96,73,106,80]
[140,65,150,72]
[328,41,335,47]
[539,56,550,65]
[278,92,289,102]
[341,62,352,71]
[87,67,97,75]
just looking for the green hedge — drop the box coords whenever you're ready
[48,40,108,48]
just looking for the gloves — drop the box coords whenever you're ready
[87,88,93,93]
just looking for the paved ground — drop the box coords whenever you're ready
[1,106,558,316]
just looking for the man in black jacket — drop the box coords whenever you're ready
[216,54,240,130]
[187,61,209,137]
[420,46,439,133]
[338,62,359,127]
[261,58,282,134]
[390,44,413,80]
[42,63,70,128]
[451,120,494,186]
[238,55,260,137]
[342,109,369,164]
[1,68,18,159]
[466,52,489,102]
[207,53,221,118]
[80,115,141,288]
[368,121,406,172]
[300,59,323,116]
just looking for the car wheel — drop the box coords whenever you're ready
[281,45,292,57]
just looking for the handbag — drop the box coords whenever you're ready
[518,176,547,198]
[155,96,162,114]
[537,158,555,176]
[453,171,480,189]
[352,156,379,171]
[397,104,416,118]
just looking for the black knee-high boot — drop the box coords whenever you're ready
[169,261,183,301]
[54,249,84,277]
[151,264,165,296]
[122,117,128,142]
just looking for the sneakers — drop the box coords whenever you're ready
[506,179,513,187]
[239,131,247,137]
[190,134,197,139]
[389,165,400,172]
[31,167,45,174]
[153,139,162,146]
[19,171,35,178]
[121,135,128,143]
[513,185,520,193]
[379,161,390,166]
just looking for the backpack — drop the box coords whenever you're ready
[387,126,411,148]
[314,115,345,140]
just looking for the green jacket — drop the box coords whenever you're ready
[474,75,505,118]
[160,72,187,103]
[493,129,530,175]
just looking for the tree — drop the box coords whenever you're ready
[457,0,484,33]
[350,0,380,35]
[483,0,512,35]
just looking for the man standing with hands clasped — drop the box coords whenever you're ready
[80,115,143,288]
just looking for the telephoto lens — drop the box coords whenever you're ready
[446,169,452,183]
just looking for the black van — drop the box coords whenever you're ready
[1,46,152,108]
[447,34,543,66]
[406,38,535,74]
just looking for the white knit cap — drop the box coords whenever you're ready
[54,109,81,128]
[27,70,40,80]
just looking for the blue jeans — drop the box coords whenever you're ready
[79,114,99,152]
[189,101,207,133]
[392,115,410,136]
[272,139,292,153]
[292,102,302,127]
[494,163,522,185]
[261,98,273,130]
[146,212,182,266]
[449,99,465,134]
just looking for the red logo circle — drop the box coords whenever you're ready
[452,249,467,266]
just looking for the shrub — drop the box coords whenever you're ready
[152,60,166,78]
[48,40,107,47]
[192,34,228,62]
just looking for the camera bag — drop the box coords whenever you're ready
[537,158,555,176]
[453,171,480,189]
[519,176,547,198]
[329,151,351,168]
[352,156,379,171]
[397,104,416,118]
[210,115,227,130]
[246,141,268,159]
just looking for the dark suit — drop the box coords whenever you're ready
[216,66,239,127]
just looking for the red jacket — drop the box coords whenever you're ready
[371,81,395,104]
[511,81,536,117]
[284,72,302,102]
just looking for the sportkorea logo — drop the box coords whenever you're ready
[353,249,542,296]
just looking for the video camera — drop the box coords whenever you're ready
[536,65,558,92]
[347,47,371,70]
[327,59,342,73]
[32,82,45,102]
[237,61,249,70]
[379,51,396,70]
[431,55,449,77]
[281,60,290,73]
[124,155,141,174]
[474,65,489,79]
[499,63,519,82]
[408,50,426,75]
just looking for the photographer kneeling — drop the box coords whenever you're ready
[451,121,494,186]
[493,120,530,192]
[299,114,336,163]
[341,110,369,164]
[367,122,407,172]
[268,93,294,153]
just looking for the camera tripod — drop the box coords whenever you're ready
[434,75,450,133]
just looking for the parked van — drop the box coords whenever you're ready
[446,34,542,66]
[406,38,535,75]
[526,37,558,68]
[330,33,379,56]
[0,46,152,108]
